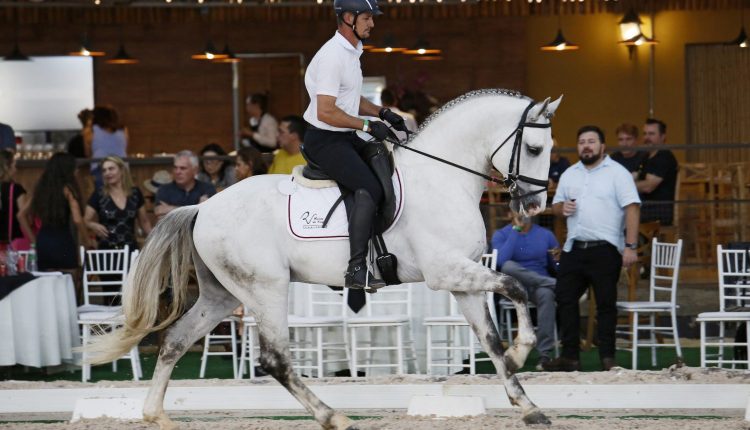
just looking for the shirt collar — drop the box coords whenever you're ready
[334,31,363,56]
[572,154,612,173]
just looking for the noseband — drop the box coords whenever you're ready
[489,101,552,200]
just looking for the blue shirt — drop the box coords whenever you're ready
[492,224,559,277]
[155,180,216,207]
[552,155,640,253]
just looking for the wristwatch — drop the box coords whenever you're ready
[625,242,638,250]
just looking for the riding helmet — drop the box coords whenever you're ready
[334,0,383,17]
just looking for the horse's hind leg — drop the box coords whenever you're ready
[453,291,550,425]
[246,279,356,430]
[143,252,240,430]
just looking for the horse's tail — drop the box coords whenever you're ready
[85,205,199,364]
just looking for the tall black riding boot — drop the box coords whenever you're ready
[344,189,386,290]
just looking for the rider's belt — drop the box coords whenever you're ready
[572,240,610,250]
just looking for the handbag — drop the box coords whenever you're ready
[8,183,31,251]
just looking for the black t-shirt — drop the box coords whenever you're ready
[88,187,145,250]
[0,181,26,242]
[639,150,678,225]
[611,151,646,173]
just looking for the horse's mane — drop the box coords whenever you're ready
[406,88,530,144]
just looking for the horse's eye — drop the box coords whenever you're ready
[527,145,542,156]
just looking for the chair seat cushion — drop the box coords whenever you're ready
[347,315,410,325]
[78,311,123,323]
[288,315,344,326]
[616,301,676,310]
[696,311,750,322]
[423,316,468,325]
[77,304,122,314]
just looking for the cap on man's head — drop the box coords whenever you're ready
[143,169,172,194]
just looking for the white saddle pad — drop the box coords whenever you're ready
[281,168,404,241]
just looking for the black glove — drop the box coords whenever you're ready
[379,108,407,132]
[367,120,391,141]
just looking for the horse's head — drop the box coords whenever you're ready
[491,96,562,216]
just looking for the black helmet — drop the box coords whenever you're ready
[334,0,383,17]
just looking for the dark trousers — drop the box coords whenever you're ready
[303,129,383,205]
[556,243,622,361]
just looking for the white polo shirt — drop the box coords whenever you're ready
[303,31,364,132]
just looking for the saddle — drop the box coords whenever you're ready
[299,141,401,285]
[300,141,398,235]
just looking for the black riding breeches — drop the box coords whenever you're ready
[303,128,384,205]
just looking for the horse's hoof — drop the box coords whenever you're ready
[144,413,179,430]
[522,410,551,426]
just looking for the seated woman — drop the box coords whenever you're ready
[84,156,152,251]
[19,152,91,271]
[0,151,35,250]
[197,143,236,191]
[234,146,268,181]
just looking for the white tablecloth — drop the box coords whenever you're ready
[0,274,80,367]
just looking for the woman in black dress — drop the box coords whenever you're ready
[19,152,90,271]
[84,156,152,250]
[0,151,35,249]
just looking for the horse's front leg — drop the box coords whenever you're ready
[428,257,537,369]
[425,257,548,424]
[453,291,550,426]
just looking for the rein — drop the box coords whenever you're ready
[386,100,551,201]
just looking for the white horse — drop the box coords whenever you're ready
[90,89,561,430]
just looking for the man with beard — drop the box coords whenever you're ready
[636,118,678,226]
[543,125,640,372]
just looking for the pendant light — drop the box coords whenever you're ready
[403,39,441,56]
[728,5,748,48]
[540,13,579,52]
[69,32,106,57]
[191,40,228,60]
[4,8,31,62]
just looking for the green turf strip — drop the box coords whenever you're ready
[0,347,741,382]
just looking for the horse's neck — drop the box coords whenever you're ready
[396,96,525,198]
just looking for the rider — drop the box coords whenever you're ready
[302,0,408,290]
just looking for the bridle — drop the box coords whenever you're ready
[387,100,551,201]
[489,100,552,199]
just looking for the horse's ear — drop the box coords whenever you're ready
[528,98,550,122]
[544,95,564,119]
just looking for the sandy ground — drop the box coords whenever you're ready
[0,411,747,430]
[2,367,749,429]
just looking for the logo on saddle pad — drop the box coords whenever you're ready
[281,168,404,241]
[300,211,326,229]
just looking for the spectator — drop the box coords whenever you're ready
[0,151,34,249]
[610,123,645,174]
[84,106,128,188]
[380,88,418,140]
[84,156,152,251]
[235,147,268,181]
[491,213,559,370]
[19,152,91,271]
[0,122,16,152]
[197,143,236,191]
[543,125,640,372]
[548,136,570,186]
[268,115,308,175]
[154,150,216,219]
[636,118,678,226]
[67,109,93,159]
[241,93,279,153]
